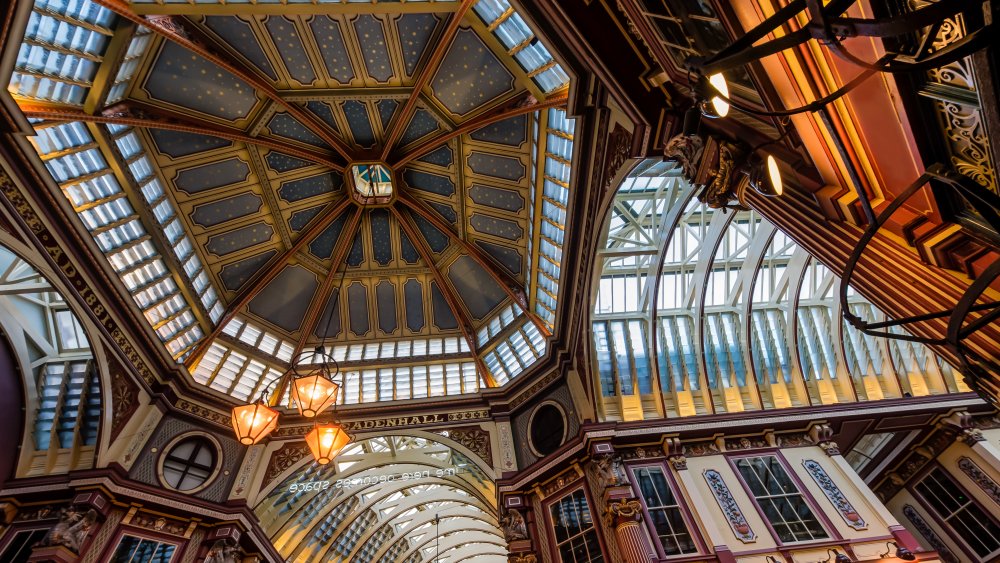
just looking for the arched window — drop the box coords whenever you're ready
[591,161,967,421]
[0,243,102,475]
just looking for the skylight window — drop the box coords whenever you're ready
[350,163,394,199]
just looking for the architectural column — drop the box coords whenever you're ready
[668,456,737,563]
[604,498,654,563]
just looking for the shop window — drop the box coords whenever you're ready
[110,535,177,563]
[160,436,218,492]
[631,466,698,556]
[549,489,604,563]
[0,528,48,563]
[732,455,828,543]
[915,467,1000,560]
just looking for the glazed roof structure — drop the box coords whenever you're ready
[7,0,575,405]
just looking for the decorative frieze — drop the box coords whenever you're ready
[435,426,492,468]
[262,443,311,489]
[802,460,867,530]
[703,469,756,543]
[957,456,1000,503]
[902,504,958,563]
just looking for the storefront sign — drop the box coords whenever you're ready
[341,410,489,431]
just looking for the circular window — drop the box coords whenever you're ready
[530,404,566,456]
[160,436,219,492]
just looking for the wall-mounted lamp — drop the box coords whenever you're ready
[880,541,916,561]
[824,549,853,563]
[764,556,784,563]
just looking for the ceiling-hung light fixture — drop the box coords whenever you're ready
[305,422,352,464]
[700,73,730,118]
[290,347,342,417]
[231,398,280,445]
[880,541,916,561]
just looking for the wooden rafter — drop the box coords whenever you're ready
[88,0,356,161]
[379,0,477,161]
[292,206,365,359]
[390,206,497,387]
[397,190,552,338]
[392,90,569,168]
[183,197,356,369]
[19,103,344,171]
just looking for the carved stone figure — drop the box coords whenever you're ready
[698,142,741,209]
[41,506,98,553]
[500,508,528,542]
[593,454,628,489]
[663,134,704,181]
[205,538,243,563]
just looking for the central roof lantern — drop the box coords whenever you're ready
[348,162,395,205]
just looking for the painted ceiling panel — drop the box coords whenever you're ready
[277,172,341,203]
[470,213,523,241]
[376,280,398,334]
[247,264,319,333]
[469,184,524,212]
[431,281,457,330]
[144,42,257,121]
[467,152,526,182]
[402,169,454,197]
[314,289,342,339]
[399,228,420,264]
[149,129,232,159]
[306,101,342,136]
[431,28,514,116]
[308,211,350,260]
[347,231,365,266]
[398,108,441,147]
[476,240,522,276]
[404,279,425,332]
[202,16,279,82]
[289,205,326,232]
[352,15,393,83]
[448,256,506,320]
[469,114,528,146]
[429,201,458,225]
[347,282,370,336]
[418,145,454,167]
[174,157,251,194]
[308,16,356,84]
[410,212,449,253]
[267,112,326,147]
[191,192,263,228]
[218,249,277,292]
[370,209,393,266]
[341,100,377,148]
[264,16,317,84]
[265,151,311,173]
[396,13,441,77]
[205,221,274,257]
[377,99,400,131]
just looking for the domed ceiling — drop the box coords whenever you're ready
[8,0,575,404]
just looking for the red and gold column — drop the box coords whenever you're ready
[604,498,654,563]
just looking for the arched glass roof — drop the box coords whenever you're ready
[8,0,576,404]
[591,160,969,421]
[256,434,504,563]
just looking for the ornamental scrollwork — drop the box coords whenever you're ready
[902,504,958,563]
[802,460,867,530]
[703,469,756,543]
[957,456,1000,504]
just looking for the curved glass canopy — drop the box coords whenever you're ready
[9,0,576,404]
[592,160,969,421]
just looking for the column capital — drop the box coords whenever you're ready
[819,441,841,456]
[508,553,538,563]
[604,498,643,528]
[669,455,688,470]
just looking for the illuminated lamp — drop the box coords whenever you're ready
[880,542,916,561]
[305,422,352,464]
[290,351,341,417]
[747,154,784,196]
[824,549,853,563]
[231,400,279,445]
[699,73,730,118]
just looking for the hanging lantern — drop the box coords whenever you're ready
[291,373,340,417]
[305,422,352,464]
[231,400,279,445]
[290,348,342,417]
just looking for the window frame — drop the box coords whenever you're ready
[542,483,608,563]
[156,432,222,494]
[102,529,181,563]
[627,461,704,559]
[0,526,50,563]
[726,451,836,546]
[910,463,1000,562]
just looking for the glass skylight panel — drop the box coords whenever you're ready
[107,27,151,104]
[472,0,569,93]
